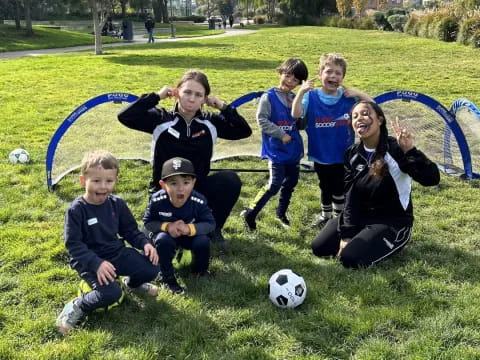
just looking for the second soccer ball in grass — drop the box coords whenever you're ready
[9,148,30,164]
[268,269,307,309]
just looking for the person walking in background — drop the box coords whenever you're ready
[145,16,155,43]
[229,14,234,28]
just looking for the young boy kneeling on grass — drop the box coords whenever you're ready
[56,150,160,334]
[143,157,216,295]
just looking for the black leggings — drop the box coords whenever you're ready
[195,170,242,230]
[311,217,412,268]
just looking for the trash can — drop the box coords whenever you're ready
[122,21,133,41]
[208,18,215,30]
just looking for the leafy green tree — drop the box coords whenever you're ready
[336,0,352,17]
[352,0,367,16]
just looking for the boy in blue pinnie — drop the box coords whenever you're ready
[56,150,160,335]
[292,53,373,227]
[241,58,309,230]
[143,157,216,295]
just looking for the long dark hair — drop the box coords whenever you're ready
[350,101,389,179]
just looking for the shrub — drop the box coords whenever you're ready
[471,29,480,48]
[417,13,437,38]
[253,15,266,24]
[388,14,408,32]
[337,17,354,28]
[327,15,341,27]
[170,15,206,23]
[358,16,377,29]
[434,16,459,42]
[457,17,480,45]
[386,8,407,17]
[372,11,393,30]
[404,14,419,35]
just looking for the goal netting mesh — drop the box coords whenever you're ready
[47,90,479,190]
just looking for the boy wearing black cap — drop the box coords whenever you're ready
[143,157,216,295]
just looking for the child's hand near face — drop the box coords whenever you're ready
[298,78,316,95]
[206,95,225,110]
[158,86,176,99]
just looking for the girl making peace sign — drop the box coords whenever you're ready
[311,101,440,268]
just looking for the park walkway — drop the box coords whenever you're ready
[0,27,256,60]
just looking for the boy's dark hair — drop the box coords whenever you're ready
[177,70,211,96]
[319,53,347,77]
[350,101,389,179]
[81,150,119,176]
[277,58,309,83]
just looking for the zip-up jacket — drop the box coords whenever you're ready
[118,92,252,191]
[340,137,440,239]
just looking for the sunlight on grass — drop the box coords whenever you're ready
[0,26,479,359]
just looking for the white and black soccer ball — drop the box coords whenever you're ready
[268,269,307,309]
[9,148,30,164]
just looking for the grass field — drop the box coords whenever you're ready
[0,24,120,52]
[0,26,480,359]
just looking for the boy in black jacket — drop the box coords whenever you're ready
[56,150,159,334]
[144,157,216,295]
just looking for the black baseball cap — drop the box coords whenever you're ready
[161,157,196,180]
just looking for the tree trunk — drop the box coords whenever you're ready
[90,0,104,55]
[120,0,127,18]
[24,0,34,36]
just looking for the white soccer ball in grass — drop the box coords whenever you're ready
[268,269,307,309]
[9,149,30,164]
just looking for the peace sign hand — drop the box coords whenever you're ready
[391,117,414,153]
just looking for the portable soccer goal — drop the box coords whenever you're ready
[374,90,480,180]
[46,89,480,191]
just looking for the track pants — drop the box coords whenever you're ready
[153,232,210,278]
[248,161,300,218]
[196,170,242,230]
[314,163,345,216]
[311,217,412,268]
[78,247,160,312]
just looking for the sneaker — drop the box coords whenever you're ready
[312,215,331,228]
[56,298,84,335]
[276,214,290,228]
[210,228,229,253]
[122,276,158,297]
[160,275,185,295]
[240,208,257,231]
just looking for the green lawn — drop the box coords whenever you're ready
[0,26,480,359]
[152,24,224,39]
[0,24,120,52]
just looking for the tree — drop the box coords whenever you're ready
[90,0,116,55]
[377,0,387,11]
[218,0,233,16]
[24,0,33,36]
[352,0,367,16]
[336,0,352,17]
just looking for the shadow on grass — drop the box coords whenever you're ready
[106,53,278,71]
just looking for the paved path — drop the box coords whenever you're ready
[0,28,255,60]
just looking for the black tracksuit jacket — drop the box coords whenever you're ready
[340,137,440,239]
[118,93,252,191]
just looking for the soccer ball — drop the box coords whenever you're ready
[9,148,30,164]
[268,269,307,309]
